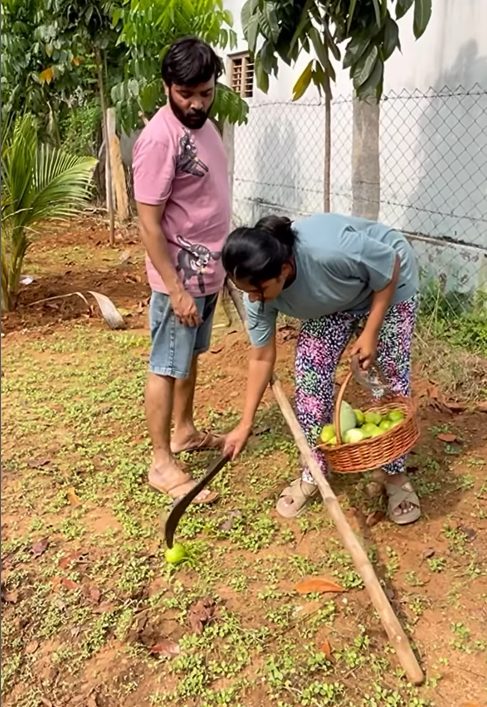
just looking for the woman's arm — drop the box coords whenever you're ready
[350,255,400,369]
[224,337,276,459]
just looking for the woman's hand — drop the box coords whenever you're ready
[350,330,378,370]
[223,422,252,460]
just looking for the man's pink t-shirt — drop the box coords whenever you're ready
[133,106,231,297]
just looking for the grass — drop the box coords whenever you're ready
[2,267,487,705]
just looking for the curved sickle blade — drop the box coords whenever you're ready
[164,454,230,548]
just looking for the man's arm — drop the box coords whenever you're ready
[136,202,201,327]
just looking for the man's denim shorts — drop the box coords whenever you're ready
[148,291,218,379]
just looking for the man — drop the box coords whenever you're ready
[133,37,230,504]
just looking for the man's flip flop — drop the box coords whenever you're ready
[171,430,224,455]
[149,466,219,505]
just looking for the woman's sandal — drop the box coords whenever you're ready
[149,466,219,505]
[384,478,421,525]
[276,478,319,518]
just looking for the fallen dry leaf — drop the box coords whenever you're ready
[150,639,181,657]
[295,577,344,595]
[457,525,477,542]
[319,638,333,659]
[25,640,40,654]
[27,458,50,469]
[66,487,81,506]
[422,547,435,560]
[436,432,459,443]
[365,481,383,499]
[188,597,216,634]
[31,538,49,558]
[94,601,116,614]
[60,578,79,591]
[58,551,88,570]
[365,510,386,527]
[219,510,242,532]
[2,588,19,604]
[87,586,101,603]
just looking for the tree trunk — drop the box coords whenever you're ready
[324,92,331,212]
[95,46,115,245]
[352,96,380,220]
[107,107,129,222]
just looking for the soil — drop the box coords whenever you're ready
[2,217,486,707]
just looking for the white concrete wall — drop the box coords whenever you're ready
[225,0,487,294]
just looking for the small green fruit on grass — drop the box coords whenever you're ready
[165,542,187,565]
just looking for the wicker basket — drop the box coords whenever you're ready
[318,369,420,474]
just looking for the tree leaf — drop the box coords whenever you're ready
[60,578,79,591]
[319,638,333,658]
[436,433,460,443]
[87,291,126,329]
[343,34,370,70]
[292,60,313,101]
[2,588,19,604]
[371,0,381,27]
[309,26,330,72]
[413,0,432,38]
[254,52,270,92]
[395,0,414,19]
[150,639,181,657]
[365,510,386,527]
[31,538,49,558]
[39,67,54,84]
[347,0,358,31]
[383,17,400,60]
[295,577,345,594]
[66,487,81,506]
[356,56,383,98]
[245,12,261,53]
[352,44,379,88]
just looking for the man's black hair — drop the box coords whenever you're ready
[161,37,223,87]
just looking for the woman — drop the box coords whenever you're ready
[222,212,421,525]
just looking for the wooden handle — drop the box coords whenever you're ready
[271,378,424,685]
[225,280,424,685]
[334,370,354,444]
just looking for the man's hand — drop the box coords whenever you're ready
[223,422,252,460]
[350,330,378,370]
[170,289,201,327]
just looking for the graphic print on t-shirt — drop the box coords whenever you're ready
[174,235,221,293]
[175,130,209,178]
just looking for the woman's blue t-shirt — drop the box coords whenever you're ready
[245,213,419,347]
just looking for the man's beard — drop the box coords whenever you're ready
[169,93,212,130]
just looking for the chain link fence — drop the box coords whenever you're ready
[231,85,487,330]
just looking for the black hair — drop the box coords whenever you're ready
[222,215,298,286]
[161,37,223,87]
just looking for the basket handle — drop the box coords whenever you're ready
[334,370,354,445]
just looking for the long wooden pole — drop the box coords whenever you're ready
[225,281,424,686]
